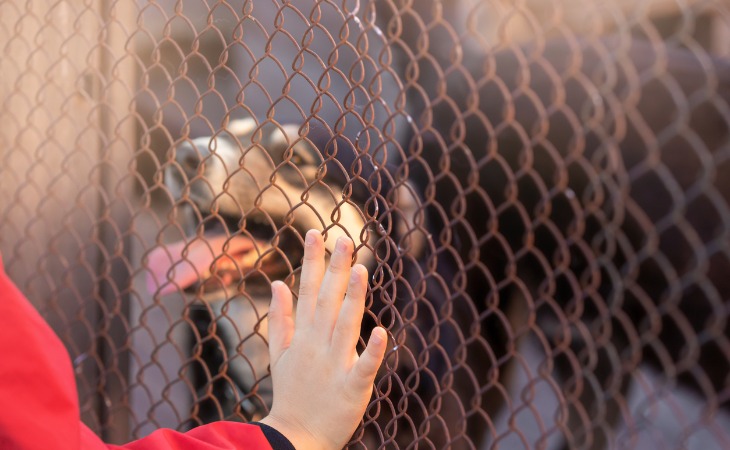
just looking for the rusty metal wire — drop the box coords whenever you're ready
[1,0,730,448]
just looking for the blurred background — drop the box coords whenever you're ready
[1,0,729,448]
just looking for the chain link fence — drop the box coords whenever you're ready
[1,0,729,448]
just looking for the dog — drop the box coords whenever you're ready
[387,27,730,449]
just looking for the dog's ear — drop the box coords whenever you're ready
[264,123,320,162]
[392,180,429,259]
[227,117,257,138]
[273,124,316,150]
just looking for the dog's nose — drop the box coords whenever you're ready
[175,141,204,180]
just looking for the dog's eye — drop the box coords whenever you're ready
[289,150,306,166]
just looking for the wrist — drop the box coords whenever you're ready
[259,413,324,450]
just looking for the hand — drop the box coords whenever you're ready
[259,230,387,450]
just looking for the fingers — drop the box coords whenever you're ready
[347,327,387,393]
[268,280,294,365]
[331,264,368,365]
[313,236,354,336]
[295,230,325,328]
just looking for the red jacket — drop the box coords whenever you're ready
[0,256,288,450]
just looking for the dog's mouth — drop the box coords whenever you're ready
[146,211,305,297]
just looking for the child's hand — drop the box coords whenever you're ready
[259,230,387,450]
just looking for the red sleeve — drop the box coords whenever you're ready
[97,422,273,450]
[0,254,272,450]
[0,254,81,449]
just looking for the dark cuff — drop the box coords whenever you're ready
[252,422,297,450]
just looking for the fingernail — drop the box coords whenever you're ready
[336,236,351,253]
[305,230,317,245]
[371,328,384,345]
[271,280,283,295]
[351,264,366,280]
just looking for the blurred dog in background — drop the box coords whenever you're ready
[146,117,432,445]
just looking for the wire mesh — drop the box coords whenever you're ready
[1,0,729,448]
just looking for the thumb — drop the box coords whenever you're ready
[348,327,387,393]
[268,281,294,365]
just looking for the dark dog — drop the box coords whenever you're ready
[389,28,730,448]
